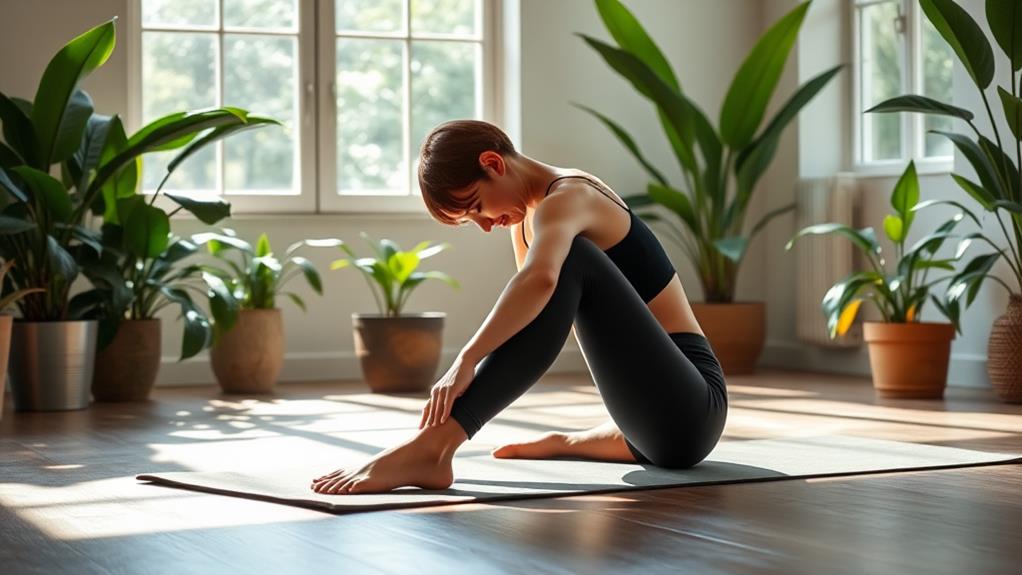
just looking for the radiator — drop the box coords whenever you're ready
[794,173,864,348]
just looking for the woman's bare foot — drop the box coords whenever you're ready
[491,420,638,463]
[311,416,467,495]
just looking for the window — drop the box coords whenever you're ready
[852,0,955,171]
[128,0,499,214]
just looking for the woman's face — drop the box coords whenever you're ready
[452,151,525,232]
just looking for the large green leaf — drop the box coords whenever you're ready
[165,193,231,225]
[32,19,115,166]
[578,34,697,172]
[166,114,279,173]
[570,102,667,185]
[932,130,1005,199]
[864,94,975,121]
[97,116,137,224]
[719,0,810,148]
[890,160,919,235]
[734,64,843,213]
[920,0,995,89]
[950,173,996,210]
[647,182,697,233]
[0,92,38,166]
[0,215,34,234]
[70,113,112,193]
[12,165,71,222]
[987,0,1022,71]
[0,166,28,203]
[287,256,322,295]
[594,0,679,91]
[785,223,880,256]
[49,89,94,166]
[997,86,1022,141]
[121,197,170,258]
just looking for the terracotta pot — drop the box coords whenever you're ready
[210,308,284,394]
[92,318,162,402]
[352,312,445,393]
[690,301,765,375]
[0,314,11,421]
[863,321,955,399]
[987,295,1022,403]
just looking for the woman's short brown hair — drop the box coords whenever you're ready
[417,119,519,226]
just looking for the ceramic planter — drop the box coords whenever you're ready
[8,319,98,411]
[210,308,284,394]
[987,295,1022,403]
[863,321,955,399]
[92,318,162,402]
[352,312,445,393]
[690,301,765,375]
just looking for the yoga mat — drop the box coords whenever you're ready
[136,434,1022,514]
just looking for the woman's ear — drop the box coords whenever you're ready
[478,150,505,177]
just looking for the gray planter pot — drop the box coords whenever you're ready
[8,320,98,412]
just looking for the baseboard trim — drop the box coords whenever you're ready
[155,346,590,387]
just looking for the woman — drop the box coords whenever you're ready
[311,119,727,495]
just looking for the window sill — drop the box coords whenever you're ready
[850,158,954,179]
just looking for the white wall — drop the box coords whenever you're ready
[0,0,763,386]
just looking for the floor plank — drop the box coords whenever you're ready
[2,369,1020,574]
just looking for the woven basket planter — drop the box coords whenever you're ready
[988,295,1022,404]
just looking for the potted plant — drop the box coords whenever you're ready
[0,18,276,409]
[0,19,269,411]
[72,107,276,402]
[330,233,459,393]
[863,0,1022,402]
[576,0,841,373]
[190,229,340,393]
[0,259,45,420]
[786,161,977,398]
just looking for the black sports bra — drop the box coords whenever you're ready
[522,175,676,303]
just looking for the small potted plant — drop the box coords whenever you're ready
[330,233,459,393]
[0,259,45,420]
[191,229,340,394]
[786,161,976,399]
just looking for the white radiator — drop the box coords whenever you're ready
[794,173,864,348]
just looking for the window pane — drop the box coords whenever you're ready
[141,0,216,28]
[223,35,298,194]
[337,39,404,194]
[412,0,479,36]
[337,0,404,34]
[141,32,217,193]
[922,16,954,158]
[860,1,903,161]
[410,41,479,192]
[224,0,297,30]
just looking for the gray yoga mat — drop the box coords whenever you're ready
[136,434,1022,514]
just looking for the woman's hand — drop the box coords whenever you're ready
[420,353,477,429]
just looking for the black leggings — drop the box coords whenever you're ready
[449,235,728,469]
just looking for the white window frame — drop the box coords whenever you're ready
[851,0,954,177]
[126,0,503,216]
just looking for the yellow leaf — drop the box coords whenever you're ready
[906,303,916,322]
[836,299,863,336]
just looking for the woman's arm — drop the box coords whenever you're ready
[460,191,590,364]
[422,188,593,427]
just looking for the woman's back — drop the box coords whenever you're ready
[512,170,704,336]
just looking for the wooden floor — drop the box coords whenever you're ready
[2,368,1021,574]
